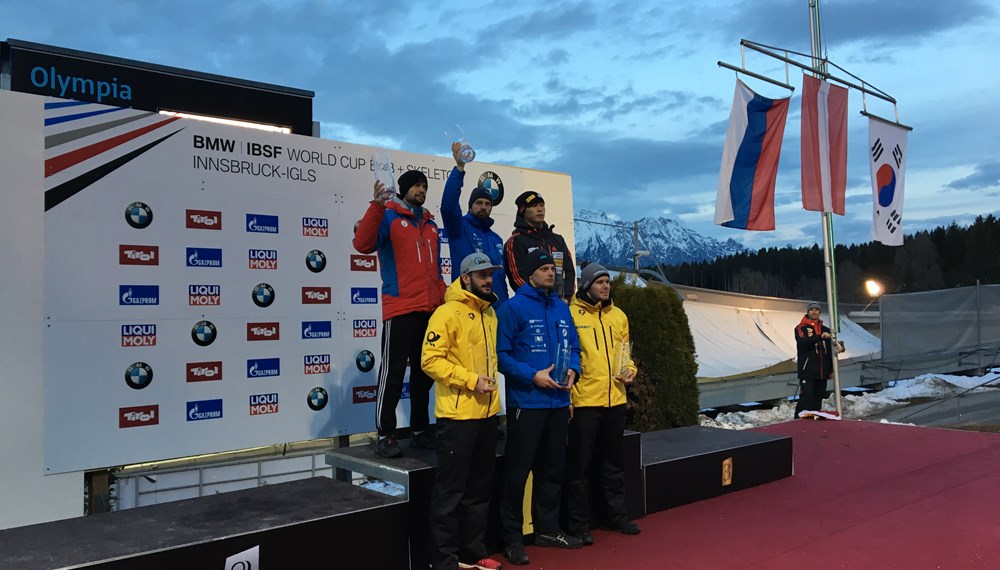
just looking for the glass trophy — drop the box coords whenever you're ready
[445,124,476,163]
[613,341,632,382]
[553,337,571,387]
[371,150,396,202]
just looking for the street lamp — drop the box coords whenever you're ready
[634,250,651,271]
[862,279,883,311]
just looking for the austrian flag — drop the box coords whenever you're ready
[800,74,848,215]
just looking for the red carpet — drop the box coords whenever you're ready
[523,420,1000,569]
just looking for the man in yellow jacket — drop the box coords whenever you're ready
[422,252,504,570]
[566,263,641,546]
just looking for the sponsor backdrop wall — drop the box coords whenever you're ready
[20,91,573,474]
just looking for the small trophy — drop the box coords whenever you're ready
[613,341,632,382]
[553,337,571,387]
[445,124,476,163]
[371,150,396,202]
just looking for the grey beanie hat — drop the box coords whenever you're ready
[806,301,822,312]
[580,263,610,293]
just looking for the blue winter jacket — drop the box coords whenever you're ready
[440,167,509,303]
[497,283,581,409]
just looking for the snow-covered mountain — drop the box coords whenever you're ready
[573,209,745,267]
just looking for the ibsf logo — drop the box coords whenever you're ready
[121,324,156,347]
[247,357,281,378]
[188,284,221,306]
[352,385,378,404]
[307,387,329,411]
[351,287,378,304]
[246,213,279,234]
[302,217,329,237]
[302,321,332,339]
[186,399,223,421]
[247,322,280,341]
[353,319,377,338]
[186,361,222,382]
[356,350,375,373]
[249,248,278,270]
[250,393,279,415]
[186,247,223,268]
[302,286,331,304]
[304,354,331,374]
[350,254,377,272]
[306,249,327,273]
[124,362,153,389]
[186,209,221,230]
[119,285,159,306]
[125,202,153,229]
[119,405,159,428]
[252,283,275,308]
[119,245,158,266]
[191,320,217,346]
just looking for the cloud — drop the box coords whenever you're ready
[945,162,1000,191]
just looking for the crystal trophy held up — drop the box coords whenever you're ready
[371,150,396,202]
[445,124,476,163]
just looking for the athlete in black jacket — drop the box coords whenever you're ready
[794,301,844,417]
[504,191,576,300]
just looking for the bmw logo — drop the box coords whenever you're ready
[356,350,375,373]
[306,249,327,273]
[125,202,153,229]
[307,387,329,411]
[477,172,505,206]
[191,320,217,346]
[125,362,153,389]
[252,283,275,308]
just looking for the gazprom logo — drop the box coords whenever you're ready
[246,213,279,234]
[302,321,333,339]
[351,287,378,304]
[186,247,222,268]
[247,358,281,378]
[119,285,159,306]
[186,399,223,421]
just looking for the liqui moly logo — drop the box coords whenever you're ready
[350,255,377,272]
[186,247,223,268]
[247,357,281,378]
[302,217,329,237]
[246,213,279,234]
[353,319,377,338]
[302,286,331,304]
[247,322,280,341]
[119,245,159,266]
[352,385,378,404]
[248,249,278,270]
[304,354,331,374]
[188,284,221,305]
[186,361,223,382]
[440,256,452,276]
[121,324,156,347]
[186,209,222,229]
[119,405,159,428]
[249,393,279,415]
[301,321,332,339]
[351,287,378,304]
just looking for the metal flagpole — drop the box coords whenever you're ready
[809,0,843,415]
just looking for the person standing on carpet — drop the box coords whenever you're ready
[794,301,844,418]
[565,264,641,546]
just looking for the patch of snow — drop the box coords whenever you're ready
[360,479,406,497]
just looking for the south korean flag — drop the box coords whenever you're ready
[868,116,910,246]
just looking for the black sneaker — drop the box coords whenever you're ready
[535,532,583,549]
[607,521,641,535]
[375,436,401,458]
[410,430,441,450]
[573,530,594,546]
[503,543,529,566]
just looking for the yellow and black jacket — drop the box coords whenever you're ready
[421,279,502,420]
[570,295,636,408]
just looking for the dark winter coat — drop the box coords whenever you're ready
[795,315,834,380]
[504,217,575,300]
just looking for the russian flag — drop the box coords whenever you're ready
[800,74,848,215]
[715,80,790,231]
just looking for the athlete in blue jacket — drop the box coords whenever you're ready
[496,249,583,565]
[440,141,509,303]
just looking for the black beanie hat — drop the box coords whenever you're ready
[524,248,553,277]
[468,186,493,210]
[397,170,428,199]
[515,190,544,214]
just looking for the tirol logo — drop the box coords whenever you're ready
[252,283,275,308]
[119,285,159,306]
[125,362,153,389]
[250,393,279,415]
[189,284,221,306]
[351,287,378,305]
[350,254,377,272]
[304,354,331,374]
[302,321,332,339]
[352,385,378,404]
[302,217,329,237]
[249,249,278,270]
[186,209,222,230]
[186,361,222,382]
[246,213,279,234]
[307,387,329,411]
[125,202,153,229]
[353,319,377,338]
[119,405,159,428]
[191,320,217,346]
[302,286,331,304]
[247,357,281,378]
[186,399,223,422]
[119,245,158,266]
[306,249,327,273]
[187,247,223,268]
[356,350,375,372]
[477,171,506,206]
[121,324,156,347]
[247,322,280,341]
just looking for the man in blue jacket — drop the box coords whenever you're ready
[440,141,509,303]
[496,249,583,565]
